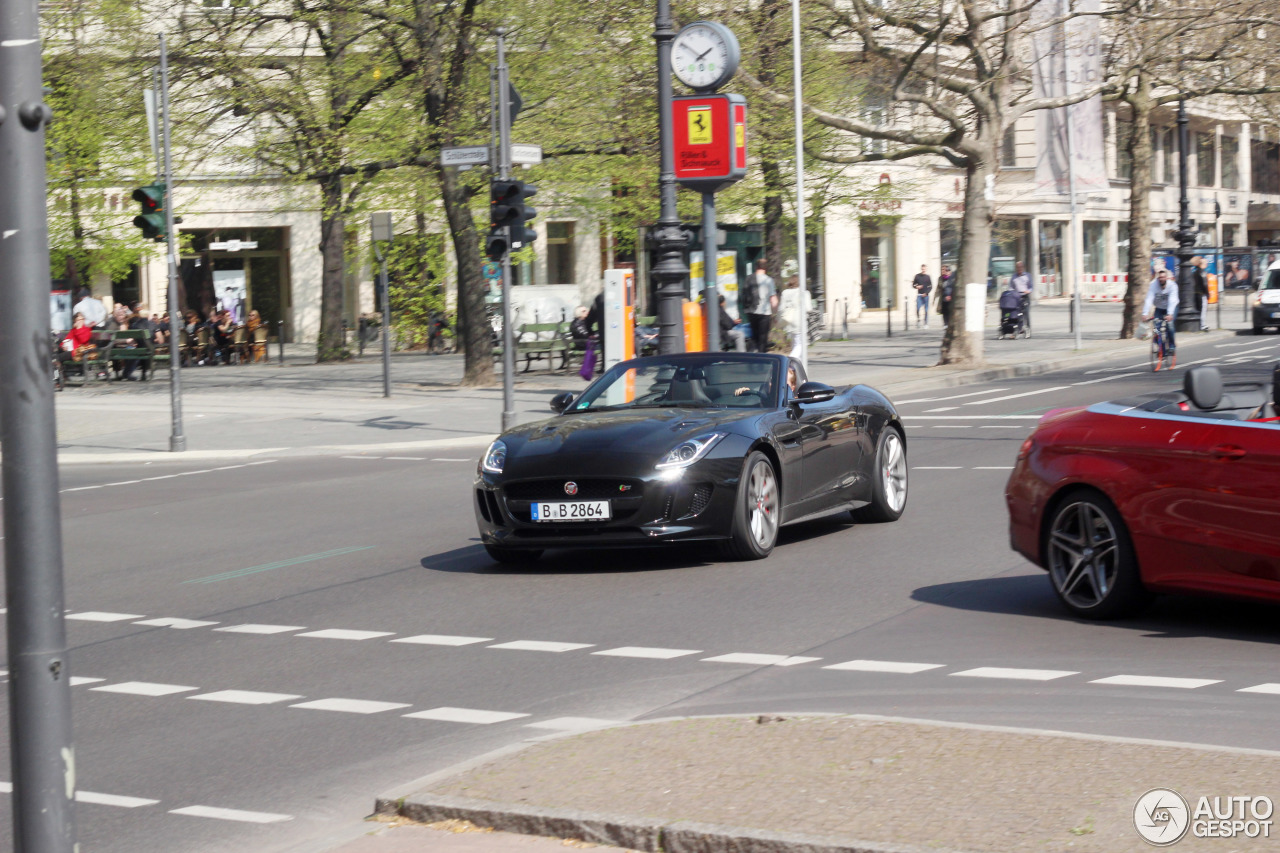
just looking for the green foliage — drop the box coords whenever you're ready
[384,233,451,349]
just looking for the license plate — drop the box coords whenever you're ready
[1271,312,1280,319]
[531,500,611,522]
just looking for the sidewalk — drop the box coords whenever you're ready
[354,714,1280,853]
[52,297,1246,465]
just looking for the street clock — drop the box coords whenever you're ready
[671,21,740,93]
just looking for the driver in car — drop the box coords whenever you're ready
[735,365,797,398]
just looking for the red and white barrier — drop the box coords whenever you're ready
[1079,273,1127,301]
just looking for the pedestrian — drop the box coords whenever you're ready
[912,265,933,328]
[934,264,955,328]
[1010,261,1033,335]
[1191,256,1210,331]
[743,260,777,352]
[72,287,107,329]
[778,274,812,349]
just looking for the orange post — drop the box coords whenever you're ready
[1208,273,1219,305]
[683,301,705,352]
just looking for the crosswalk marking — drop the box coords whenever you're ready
[76,791,159,808]
[169,805,293,823]
[702,653,820,667]
[214,624,306,634]
[92,681,198,697]
[951,667,1077,681]
[67,611,145,622]
[289,698,411,714]
[403,707,529,724]
[69,677,104,686]
[1238,683,1280,695]
[488,640,594,653]
[1090,675,1221,689]
[824,660,945,674]
[134,617,219,630]
[592,646,702,659]
[295,628,395,641]
[391,634,493,646]
[189,690,303,705]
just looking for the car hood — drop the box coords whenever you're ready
[499,407,753,476]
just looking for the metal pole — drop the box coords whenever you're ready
[496,28,517,430]
[0,0,78,844]
[791,0,807,368]
[159,34,185,452]
[277,319,284,363]
[702,192,719,352]
[1064,51,1082,351]
[653,0,688,354]
[1174,99,1199,333]
[886,296,891,338]
[904,295,909,331]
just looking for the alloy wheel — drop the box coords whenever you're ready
[882,431,907,513]
[747,460,778,549]
[1048,500,1120,610]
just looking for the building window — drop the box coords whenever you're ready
[1163,128,1177,184]
[940,219,961,271]
[1223,224,1239,248]
[1001,124,1017,168]
[1222,136,1240,190]
[1115,119,1132,180]
[1195,131,1215,187]
[545,222,575,285]
[1083,221,1108,274]
[1253,139,1280,195]
[1117,221,1130,273]
[1038,221,1064,297]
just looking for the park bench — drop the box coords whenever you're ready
[93,329,155,381]
[493,321,572,372]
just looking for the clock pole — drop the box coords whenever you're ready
[653,0,688,355]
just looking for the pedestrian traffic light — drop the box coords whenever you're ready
[131,182,167,241]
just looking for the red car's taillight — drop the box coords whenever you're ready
[1017,437,1034,460]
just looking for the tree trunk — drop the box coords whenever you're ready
[66,181,87,292]
[316,174,348,361]
[1121,79,1154,339]
[761,158,786,273]
[439,164,493,386]
[755,0,788,273]
[939,149,993,366]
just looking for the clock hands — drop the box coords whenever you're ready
[695,45,715,62]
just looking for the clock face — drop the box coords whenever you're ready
[672,22,739,92]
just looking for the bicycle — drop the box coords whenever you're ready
[1149,315,1175,371]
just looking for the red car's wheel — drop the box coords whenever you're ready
[1045,491,1150,619]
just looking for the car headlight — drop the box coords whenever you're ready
[656,433,726,470]
[481,439,507,474]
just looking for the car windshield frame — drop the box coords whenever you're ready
[571,355,782,412]
[1263,269,1280,290]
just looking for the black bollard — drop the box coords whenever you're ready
[277,320,284,364]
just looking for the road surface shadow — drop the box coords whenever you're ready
[421,542,717,575]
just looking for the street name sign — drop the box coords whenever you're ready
[441,146,491,167]
[511,144,543,165]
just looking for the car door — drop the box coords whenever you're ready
[1176,419,1280,597]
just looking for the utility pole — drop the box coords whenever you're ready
[653,0,688,355]
[495,28,517,430]
[371,212,393,397]
[0,0,78,847]
[159,34,185,452]
[1173,99,1200,334]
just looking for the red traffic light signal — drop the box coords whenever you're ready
[131,182,167,241]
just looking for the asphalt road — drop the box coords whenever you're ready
[4,329,1280,853]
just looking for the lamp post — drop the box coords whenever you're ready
[653,0,688,355]
[1173,99,1201,333]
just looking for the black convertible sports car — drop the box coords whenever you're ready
[474,352,907,562]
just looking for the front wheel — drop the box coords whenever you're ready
[1150,330,1164,371]
[721,451,780,560]
[484,545,543,565]
[1045,491,1149,619]
[851,426,908,523]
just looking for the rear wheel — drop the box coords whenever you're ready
[1045,491,1149,619]
[483,545,543,565]
[1150,328,1164,371]
[851,427,908,523]
[721,451,779,560]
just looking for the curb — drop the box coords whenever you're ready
[48,434,496,466]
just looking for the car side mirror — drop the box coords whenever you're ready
[794,382,835,404]
[550,391,575,413]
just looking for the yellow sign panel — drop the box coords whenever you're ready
[735,123,744,149]
[688,108,713,145]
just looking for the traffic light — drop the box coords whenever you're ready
[131,182,167,241]
[486,179,537,261]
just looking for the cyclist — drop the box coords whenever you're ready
[1142,267,1179,355]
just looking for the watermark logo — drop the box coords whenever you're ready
[1134,788,1190,846]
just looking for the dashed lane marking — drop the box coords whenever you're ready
[1090,675,1222,689]
[134,617,219,629]
[701,653,821,667]
[963,387,1070,406]
[76,791,159,808]
[895,389,1010,404]
[391,634,494,646]
[403,707,530,724]
[214,624,306,634]
[951,667,1078,681]
[189,690,303,705]
[1239,684,1280,695]
[67,611,145,622]
[973,466,1015,470]
[92,681,198,697]
[1071,372,1144,385]
[824,660,945,674]
[912,466,961,470]
[169,805,293,824]
[592,646,703,659]
[61,461,278,493]
[295,628,395,641]
[69,677,104,686]
[924,406,959,412]
[431,457,473,462]
[488,640,595,653]
[912,416,1041,420]
[289,698,411,714]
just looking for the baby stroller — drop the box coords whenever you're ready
[997,288,1028,339]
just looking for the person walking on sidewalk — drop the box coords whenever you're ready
[1191,256,1210,331]
[1011,261,1033,336]
[744,261,777,352]
[934,265,954,328]
[912,265,933,328]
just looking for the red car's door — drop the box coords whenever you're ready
[1178,420,1280,597]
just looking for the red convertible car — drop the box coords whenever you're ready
[1007,365,1280,618]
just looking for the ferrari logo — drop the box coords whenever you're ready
[564,481,578,496]
[688,108,712,145]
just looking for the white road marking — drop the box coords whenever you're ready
[392,634,493,646]
[963,386,1070,406]
[895,389,1010,404]
[824,659,945,674]
[1090,675,1221,689]
[189,690,303,705]
[60,461,278,494]
[214,624,306,634]
[295,629,395,641]
[289,698,411,714]
[701,653,820,667]
[1238,683,1280,695]
[592,646,702,659]
[973,466,1015,470]
[76,791,158,808]
[1072,372,1143,385]
[92,681,198,697]
[431,457,472,462]
[169,805,292,823]
[924,406,959,412]
[951,667,1077,681]
[526,717,622,731]
[912,466,962,470]
[385,456,426,461]
[134,617,219,630]
[0,782,9,792]
[403,707,529,724]
[913,416,1042,420]
[488,640,594,653]
[69,677,104,686]
[66,611,145,622]
[341,456,379,460]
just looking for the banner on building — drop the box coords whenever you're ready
[1030,0,1108,195]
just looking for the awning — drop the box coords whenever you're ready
[1248,202,1280,225]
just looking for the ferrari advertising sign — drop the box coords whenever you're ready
[672,93,747,192]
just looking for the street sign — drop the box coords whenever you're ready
[209,240,258,252]
[671,93,747,192]
[511,143,542,165]
[441,146,491,167]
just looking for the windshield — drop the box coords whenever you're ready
[1264,269,1280,290]
[572,358,779,411]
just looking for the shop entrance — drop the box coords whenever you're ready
[179,228,291,340]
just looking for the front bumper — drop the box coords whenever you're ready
[474,459,741,550]
[1253,303,1280,328]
